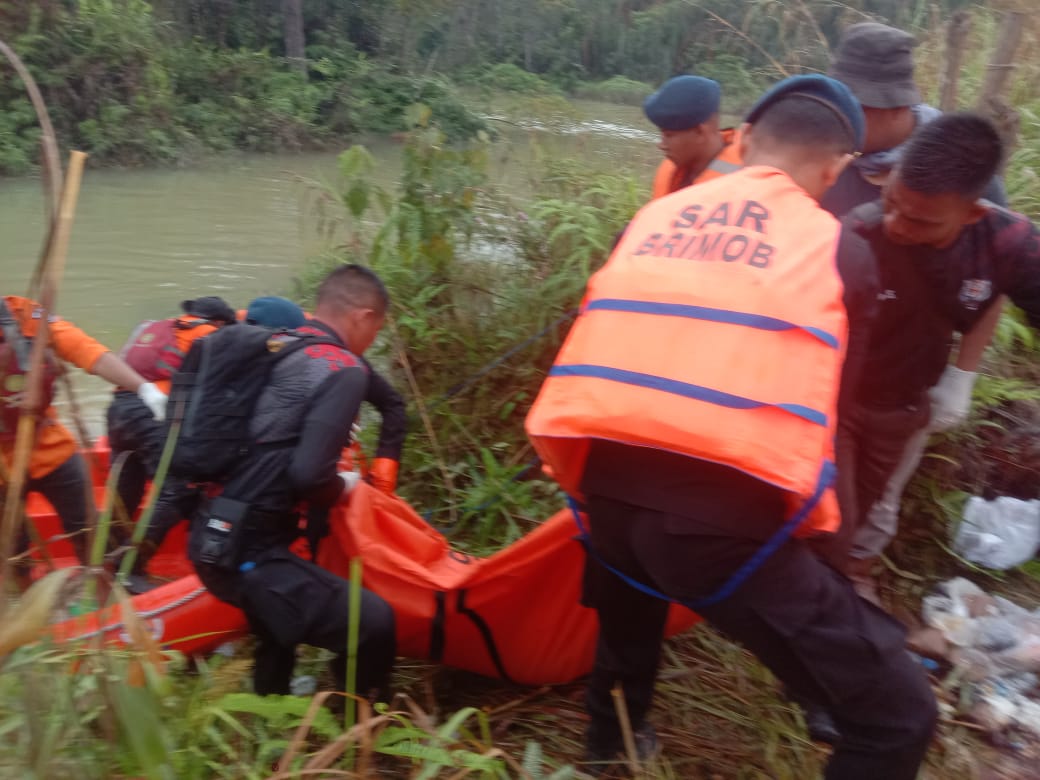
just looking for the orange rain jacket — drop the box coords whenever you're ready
[1,296,110,479]
[650,127,743,200]
[527,166,849,535]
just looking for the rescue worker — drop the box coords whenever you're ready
[644,75,742,199]
[190,265,396,699]
[2,295,166,583]
[835,113,1040,593]
[823,23,1011,599]
[526,76,937,778]
[241,295,407,554]
[107,295,236,583]
[822,23,1006,217]
[237,298,406,497]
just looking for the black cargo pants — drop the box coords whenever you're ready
[196,545,396,699]
[107,390,199,547]
[582,494,937,780]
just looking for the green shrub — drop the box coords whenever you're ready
[291,127,641,547]
[571,75,653,105]
[480,63,558,95]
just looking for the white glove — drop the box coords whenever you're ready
[350,422,362,442]
[338,469,362,500]
[927,365,977,432]
[137,382,168,422]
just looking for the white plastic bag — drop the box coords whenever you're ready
[953,497,1040,570]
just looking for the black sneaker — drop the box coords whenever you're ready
[802,703,842,746]
[120,573,160,596]
[584,723,660,771]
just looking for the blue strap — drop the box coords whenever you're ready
[550,364,828,427]
[585,298,839,349]
[569,460,835,610]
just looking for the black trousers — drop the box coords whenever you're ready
[582,494,937,780]
[817,398,930,567]
[16,452,92,567]
[107,390,199,548]
[196,546,396,698]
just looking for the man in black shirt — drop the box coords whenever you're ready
[820,22,1010,601]
[833,114,1040,584]
[191,265,396,700]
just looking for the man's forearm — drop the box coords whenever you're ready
[90,352,147,391]
[955,296,1006,370]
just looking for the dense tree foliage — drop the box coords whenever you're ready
[0,0,1010,170]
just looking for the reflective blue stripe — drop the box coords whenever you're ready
[568,459,835,610]
[550,364,827,427]
[585,299,839,349]
[707,158,742,175]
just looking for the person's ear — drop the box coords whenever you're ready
[820,152,854,191]
[737,122,753,159]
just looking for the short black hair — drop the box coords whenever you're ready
[751,95,856,154]
[898,113,1002,199]
[316,264,389,314]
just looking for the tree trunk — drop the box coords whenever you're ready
[975,10,1025,112]
[938,10,971,112]
[283,0,307,74]
[976,9,1027,171]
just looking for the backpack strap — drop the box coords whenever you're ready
[0,300,30,371]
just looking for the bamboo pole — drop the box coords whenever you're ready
[0,151,87,603]
[0,40,61,228]
[0,39,63,304]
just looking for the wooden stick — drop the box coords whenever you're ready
[0,151,87,605]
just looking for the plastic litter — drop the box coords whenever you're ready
[921,578,1040,741]
[290,675,317,696]
[953,496,1040,570]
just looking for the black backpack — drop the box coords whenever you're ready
[166,323,339,483]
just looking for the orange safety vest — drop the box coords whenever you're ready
[527,166,847,535]
[120,315,221,395]
[651,127,743,200]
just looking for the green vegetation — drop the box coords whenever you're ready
[0,631,577,778]
[0,0,489,173]
[3,1,1040,778]
[0,0,1001,173]
[292,112,643,550]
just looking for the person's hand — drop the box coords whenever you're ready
[367,457,399,495]
[928,365,977,432]
[137,382,168,421]
[339,470,362,500]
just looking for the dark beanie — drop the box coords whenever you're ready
[180,296,236,324]
[643,76,722,131]
[745,74,866,153]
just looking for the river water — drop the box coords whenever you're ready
[0,100,660,433]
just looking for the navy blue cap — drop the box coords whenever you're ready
[745,74,865,152]
[643,76,722,131]
[245,296,305,330]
